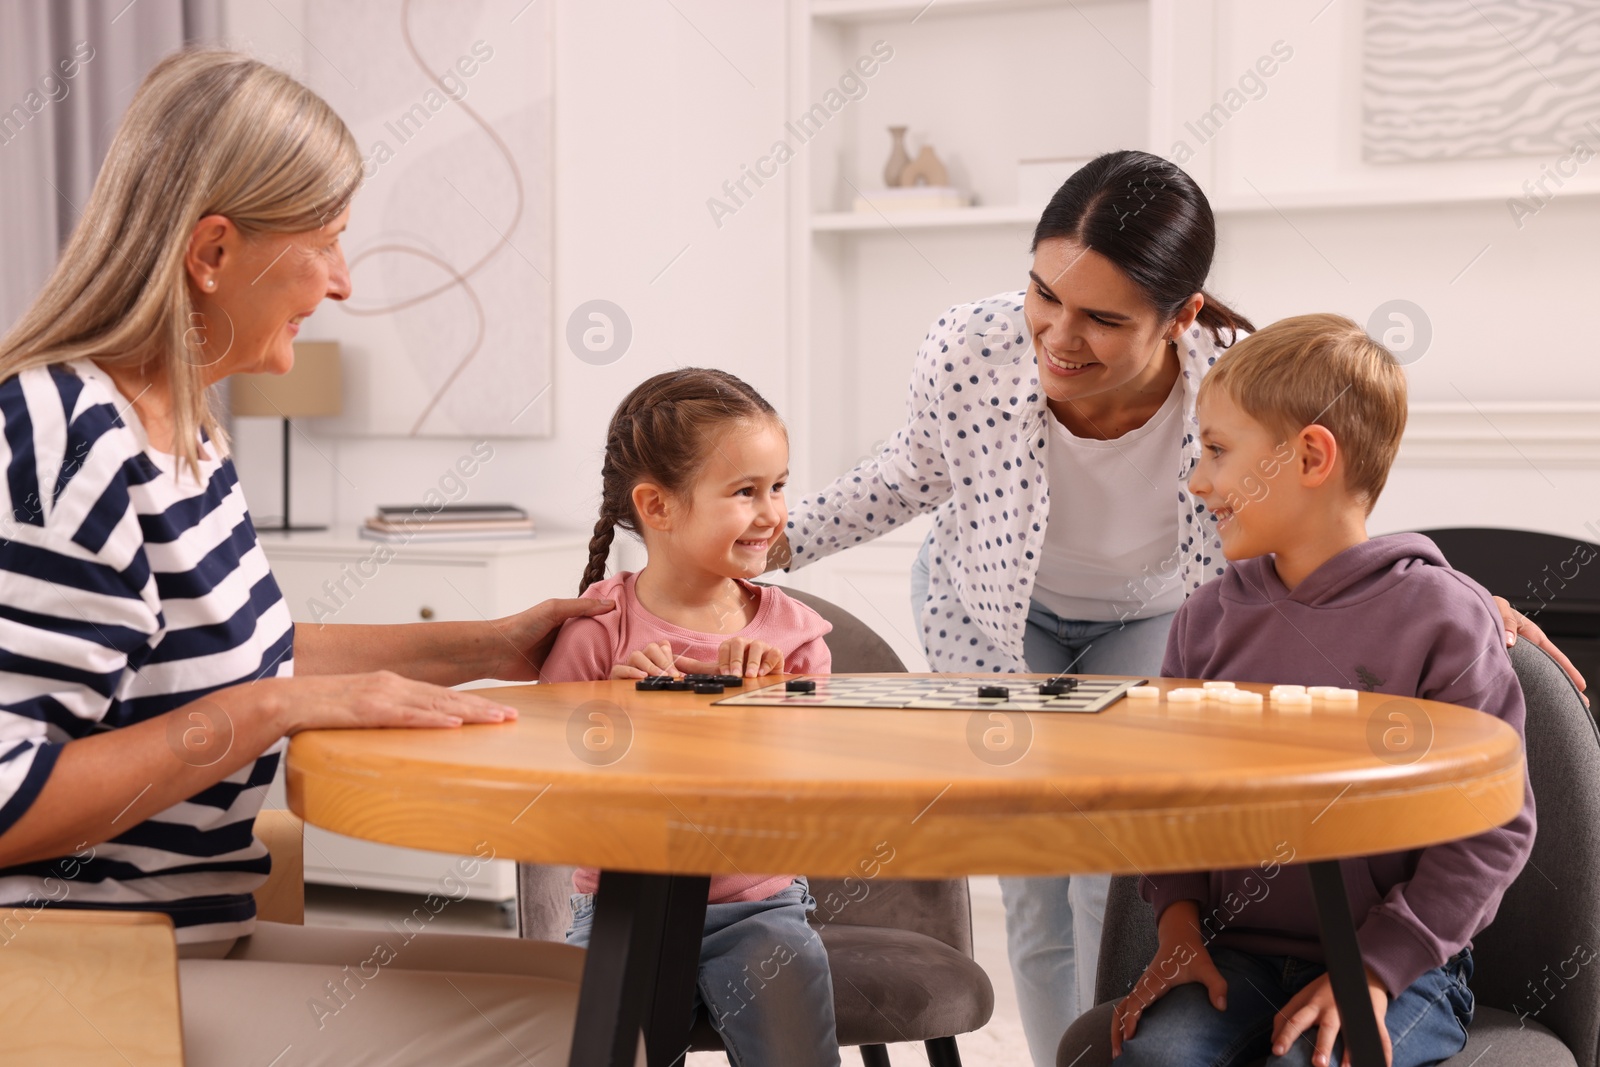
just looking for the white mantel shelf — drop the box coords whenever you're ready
[1401,403,1600,468]
[811,205,1041,232]
[809,0,1114,23]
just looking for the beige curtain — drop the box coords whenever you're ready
[0,0,222,330]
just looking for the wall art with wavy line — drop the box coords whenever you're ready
[304,0,552,437]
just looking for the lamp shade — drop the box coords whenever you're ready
[229,341,343,419]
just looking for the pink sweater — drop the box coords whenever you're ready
[540,572,833,904]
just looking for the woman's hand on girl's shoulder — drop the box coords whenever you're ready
[489,596,619,682]
[264,672,517,734]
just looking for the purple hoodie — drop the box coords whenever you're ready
[1142,533,1536,996]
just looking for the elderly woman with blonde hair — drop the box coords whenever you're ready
[0,49,619,1064]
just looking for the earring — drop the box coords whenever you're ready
[205,279,216,290]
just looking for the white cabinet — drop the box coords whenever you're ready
[258,531,591,905]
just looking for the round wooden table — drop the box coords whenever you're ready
[287,674,1526,1067]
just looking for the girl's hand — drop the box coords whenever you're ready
[1112,900,1229,1057]
[716,637,784,678]
[1271,969,1392,1067]
[610,640,683,680]
[1493,595,1588,705]
[270,671,517,734]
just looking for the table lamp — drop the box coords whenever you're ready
[229,341,343,532]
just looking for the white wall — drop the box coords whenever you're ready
[224,0,792,572]
[1188,0,1600,542]
[222,0,1600,591]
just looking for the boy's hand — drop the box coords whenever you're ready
[610,640,683,680]
[1271,967,1391,1067]
[1111,901,1229,1056]
[715,637,783,678]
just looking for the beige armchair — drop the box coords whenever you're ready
[0,808,306,1066]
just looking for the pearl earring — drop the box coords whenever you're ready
[205,279,216,290]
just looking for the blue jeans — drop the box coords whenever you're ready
[567,877,840,1067]
[911,532,1177,1067]
[1116,947,1474,1067]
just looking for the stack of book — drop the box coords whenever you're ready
[360,504,536,543]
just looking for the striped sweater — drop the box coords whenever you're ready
[0,358,292,943]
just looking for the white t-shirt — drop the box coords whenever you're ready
[1032,376,1187,622]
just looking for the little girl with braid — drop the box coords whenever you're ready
[539,367,839,1066]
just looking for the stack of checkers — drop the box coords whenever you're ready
[635,673,745,695]
[1159,681,1360,709]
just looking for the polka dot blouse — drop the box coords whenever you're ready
[786,290,1235,673]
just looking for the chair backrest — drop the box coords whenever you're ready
[1416,527,1600,715]
[807,876,975,956]
[1470,640,1600,1063]
[771,585,907,674]
[1091,874,1158,1006]
[1089,642,1600,1067]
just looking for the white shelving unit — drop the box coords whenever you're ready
[789,0,1152,483]
[782,0,1151,632]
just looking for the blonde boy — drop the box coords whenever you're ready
[1111,315,1535,1067]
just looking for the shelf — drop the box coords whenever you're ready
[810,0,1122,23]
[813,188,1588,231]
[812,204,1040,232]
[1211,184,1600,216]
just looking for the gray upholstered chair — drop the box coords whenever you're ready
[1057,640,1600,1067]
[518,585,994,1066]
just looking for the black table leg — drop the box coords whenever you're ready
[569,870,709,1067]
[1307,861,1386,1067]
[644,874,709,1067]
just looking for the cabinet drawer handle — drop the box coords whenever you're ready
[419,606,435,620]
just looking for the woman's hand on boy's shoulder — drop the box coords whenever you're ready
[1494,595,1589,706]
[1111,900,1230,1055]
[1271,967,1392,1067]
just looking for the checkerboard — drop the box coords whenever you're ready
[712,674,1147,714]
